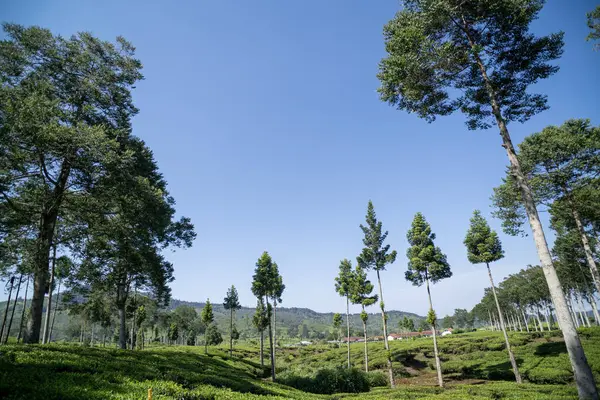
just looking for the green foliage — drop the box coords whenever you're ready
[464,211,504,264]
[406,213,452,285]
[356,201,397,273]
[587,5,600,50]
[252,251,285,304]
[426,309,437,326]
[201,299,214,326]
[279,367,371,394]
[205,324,223,346]
[334,259,354,298]
[332,313,342,330]
[350,265,377,309]
[377,0,564,130]
[224,285,242,312]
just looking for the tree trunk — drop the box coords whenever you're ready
[576,294,591,328]
[536,309,545,332]
[568,295,581,327]
[50,280,61,342]
[267,298,275,381]
[259,329,264,367]
[516,311,523,332]
[118,306,127,349]
[467,30,598,398]
[4,276,23,344]
[488,309,494,331]
[42,245,57,344]
[229,308,233,357]
[17,276,30,343]
[487,263,522,383]
[569,200,600,296]
[543,309,550,332]
[376,270,394,388]
[0,277,15,342]
[346,296,351,369]
[273,300,277,380]
[588,296,600,326]
[425,276,444,388]
[521,309,530,333]
[362,305,369,373]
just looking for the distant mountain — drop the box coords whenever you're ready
[169,299,425,339]
[0,297,425,342]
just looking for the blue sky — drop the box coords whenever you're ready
[2,0,599,317]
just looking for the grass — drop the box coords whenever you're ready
[0,328,598,399]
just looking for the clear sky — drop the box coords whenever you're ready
[2,0,599,317]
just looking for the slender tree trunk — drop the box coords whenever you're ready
[488,309,494,331]
[487,263,522,383]
[259,329,264,367]
[536,309,545,332]
[568,295,581,327]
[516,310,523,332]
[17,276,30,343]
[50,280,61,342]
[569,201,600,296]
[229,309,233,357]
[362,306,369,372]
[4,276,23,344]
[0,277,15,342]
[273,300,277,380]
[533,309,540,332]
[267,299,275,381]
[577,295,591,328]
[466,28,598,398]
[118,306,127,349]
[588,297,600,326]
[42,245,57,344]
[346,296,351,369]
[542,309,550,332]
[425,276,444,388]
[521,309,530,333]
[376,270,394,388]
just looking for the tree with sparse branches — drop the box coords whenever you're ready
[252,299,269,367]
[587,5,600,50]
[464,210,521,383]
[335,258,355,369]
[224,285,242,357]
[406,212,451,387]
[201,299,214,355]
[377,1,596,396]
[357,201,397,387]
[350,264,378,372]
[332,313,343,343]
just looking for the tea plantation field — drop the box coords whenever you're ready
[1,328,598,399]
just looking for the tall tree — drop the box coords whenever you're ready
[251,251,284,381]
[332,313,343,343]
[201,299,214,355]
[356,201,397,387]
[0,24,143,343]
[377,1,597,396]
[335,258,354,369]
[252,299,269,367]
[406,212,452,387]
[492,120,600,295]
[350,264,378,372]
[464,210,521,383]
[223,285,242,357]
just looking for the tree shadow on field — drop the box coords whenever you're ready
[0,344,279,400]
[534,341,567,357]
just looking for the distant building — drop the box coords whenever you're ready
[342,337,362,343]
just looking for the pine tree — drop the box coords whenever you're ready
[201,299,214,355]
[224,285,242,357]
[406,213,451,387]
[251,251,284,381]
[335,258,355,368]
[350,264,378,372]
[332,313,343,343]
[357,201,397,387]
[464,210,521,382]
